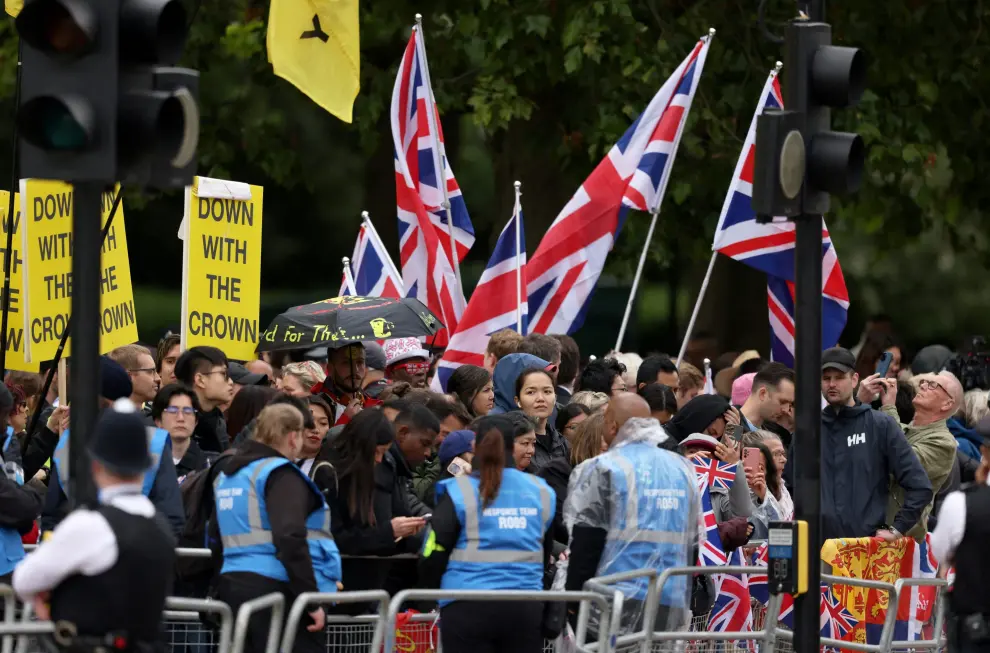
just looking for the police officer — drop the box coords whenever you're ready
[44,357,185,537]
[12,399,176,652]
[564,392,699,634]
[419,414,555,653]
[932,436,990,652]
[211,403,342,653]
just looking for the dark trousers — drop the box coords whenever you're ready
[439,600,543,653]
[951,613,990,653]
[216,574,323,653]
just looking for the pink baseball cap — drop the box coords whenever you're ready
[731,372,757,406]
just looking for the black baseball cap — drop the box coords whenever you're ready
[822,347,856,373]
[228,362,268,386]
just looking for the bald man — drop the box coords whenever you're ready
[564,395,698,634]
[869,371,961,540]
[603,392,653,447]
[245,359,275,383]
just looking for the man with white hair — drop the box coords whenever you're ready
[860,370,961,540]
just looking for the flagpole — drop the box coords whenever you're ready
[676,251,718,367]
[614,28,715,355]
[513,180,523,333]
[414,14,465,307]
[342,257,357,295]
[361,210,404,291]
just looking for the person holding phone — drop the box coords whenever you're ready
[741,443,784,539]
[419,415,555,653]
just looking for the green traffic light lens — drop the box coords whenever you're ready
[37,103,87,149]
[19,96,94,152]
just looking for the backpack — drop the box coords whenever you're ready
[176,451,232,583]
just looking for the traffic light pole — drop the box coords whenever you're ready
[67,182,103,508]
[793,213,823,653]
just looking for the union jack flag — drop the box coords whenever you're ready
[708,548,753,640]
[711,66,849,365]
[691,455,737,492]
[433,191,527,391]
[699,486,727,568]
[391,27,469,344]
[821,584,858,641]
[525,33,713,335]
[339,216,404,299]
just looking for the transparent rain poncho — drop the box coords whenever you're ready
[564,417,700,636]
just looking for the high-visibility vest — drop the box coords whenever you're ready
[53,427,169,499]
[436,469,554,605]
[213,456,341,592]
[594,442,695,604]
[0,428,24,574]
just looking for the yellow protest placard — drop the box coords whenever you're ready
[181,177,263,361]
[20,180,139,361]
[0,191,38,372]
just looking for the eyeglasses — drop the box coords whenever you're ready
[918,379,944,392]
[201,370,230,380]
[164,406,197,416]
[129,367,157,375]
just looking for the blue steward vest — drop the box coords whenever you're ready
[53,427,169,499]
[0,426,24,575]
[595,442,695,604]
[213,457,341,593]
[435,468,554,606]
[3,426,23,485]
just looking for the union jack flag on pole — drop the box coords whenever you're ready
[691,455,738,492]
[391,20,471,344]
[433,183,528,391]
[708,548,754,640]
[340,212,405,299]
[525,31,714,335]
[698,486,727,568]
[711,64,849,365]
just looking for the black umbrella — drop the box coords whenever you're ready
[256,296,444,353]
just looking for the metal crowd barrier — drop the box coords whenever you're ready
[890,577,949,653]
[230,593,283,653]
[164,596,234,653]
[583,566,785,652]
[384,588,620,653]
[280,591,390,653]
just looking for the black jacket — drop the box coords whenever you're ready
[539,457,572,545]
[193,407,229,453]
[383,443,431,519]
[527,424,570,477]
[208,440,322,600]
[807,402,932,539]
[322,453,405,612]
[175,440,215,482]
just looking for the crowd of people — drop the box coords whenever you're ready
[0,319,982,652]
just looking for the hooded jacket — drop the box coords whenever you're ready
[818,401,932,539]
[948,417,982,460]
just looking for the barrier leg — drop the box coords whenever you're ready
[230,593,284,653]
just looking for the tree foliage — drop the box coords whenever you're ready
[0,0,986,347]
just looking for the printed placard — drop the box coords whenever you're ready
[181,177,263,360]
[20,180,138,361]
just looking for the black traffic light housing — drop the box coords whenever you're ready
[15,0,199,188]
[752,19,867,217]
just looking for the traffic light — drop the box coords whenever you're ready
[15,0,199,188]
[752,18,867,218]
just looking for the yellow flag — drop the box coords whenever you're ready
[266,0,359,123]
[5,0,21,17]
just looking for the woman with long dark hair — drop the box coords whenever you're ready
[446,365,494,417]
[419,414,555,653]
[227,385,278,445]
[323,409,425,610]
